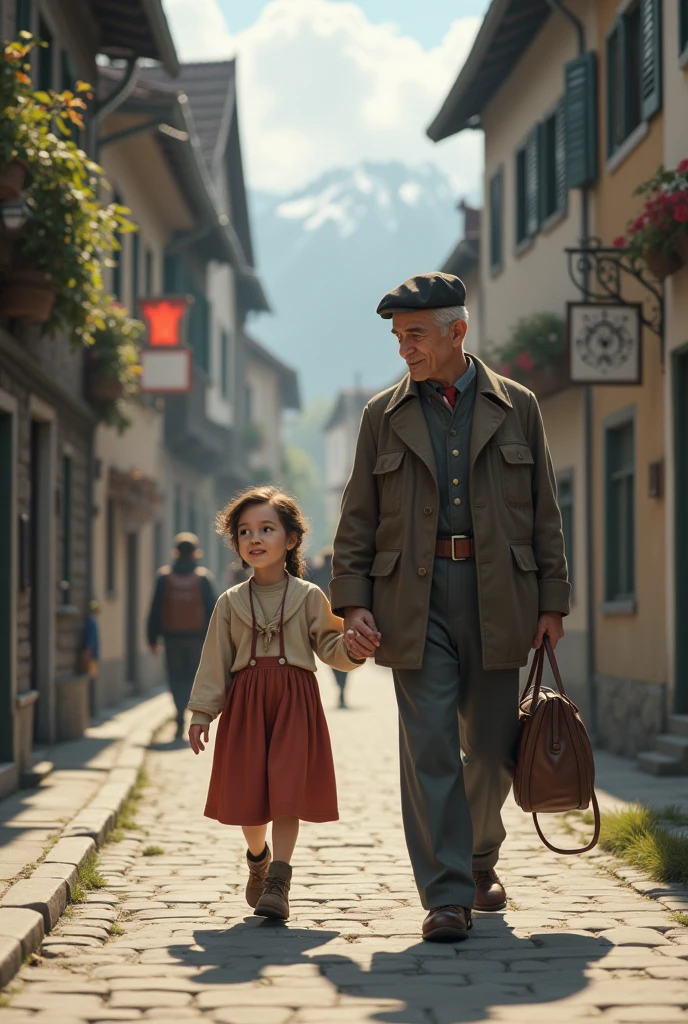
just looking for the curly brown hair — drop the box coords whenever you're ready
[216,485,309,578]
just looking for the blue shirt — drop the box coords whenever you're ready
[426,357,477,402]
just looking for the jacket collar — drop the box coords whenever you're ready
[385,353,512,414]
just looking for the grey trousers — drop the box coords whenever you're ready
[164,635,206,721]
[393,557,520,911]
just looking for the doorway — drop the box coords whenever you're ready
[125,532,139,691]
[674,347,688,713]
[0,412,14,763]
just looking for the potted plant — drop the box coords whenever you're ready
[85,302,144,432]
[0,35,34,200]
[613,160,688,280]
[488,313,567,398]
[0,33,136,331]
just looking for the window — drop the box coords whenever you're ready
[145,249,154,296]
[112,193,123,300]
[540,101,567,223]
[488,168,503,272]
[106,498,116,594]
[220,329,230,398]
[515,127,540,247]
[38,17,53,91]
[681,0,688,56]
[557,474,574,592]
[130,232,140,314]
[61,455,72,605]
[163,255,210,370]
[607,0,662,158]
[174,484,183,535]
[15,0,31,32]
[605,417,635,604]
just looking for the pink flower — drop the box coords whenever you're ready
[675,204,688,223]
[515,351,536,373]
[677,158,688,174]
[613,235,627,248]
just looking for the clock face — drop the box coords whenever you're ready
[568,304,642,385]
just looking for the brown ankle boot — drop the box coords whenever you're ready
[245,845,271,909]
[254,861,292,920]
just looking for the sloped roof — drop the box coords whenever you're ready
[244,333,301,411]
[88,0,179,75]
[324,389,378,432]
[427,0,550,141]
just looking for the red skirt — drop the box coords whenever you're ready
[204,659,339,825]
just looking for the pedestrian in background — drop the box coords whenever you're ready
[81,599,101,718]
[187,486,360,922]
[147,532,216,739]
[310,547,350,708]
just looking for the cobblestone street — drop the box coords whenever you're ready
[2,662,688,1024]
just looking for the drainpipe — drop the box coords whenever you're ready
[95,58,140,125]
[546,0,597,738]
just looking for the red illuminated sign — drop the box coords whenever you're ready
[138,296,192,347]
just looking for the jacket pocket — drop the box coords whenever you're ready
[498,443,534,505]
[370,550,401,577]
[510,543,538,572]
[373,449,406,514]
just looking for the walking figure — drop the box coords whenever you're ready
[147,532,216,738]
[187,486,360,921]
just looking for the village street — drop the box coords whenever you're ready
[1,661,688,1024]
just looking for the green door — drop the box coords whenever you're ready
[674,348,688,713]
[0,413,14,761]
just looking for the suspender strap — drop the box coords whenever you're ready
[248,575,290,662]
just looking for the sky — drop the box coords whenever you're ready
[161,0,488,195]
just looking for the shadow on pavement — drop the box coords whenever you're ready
[169,916,612,1023]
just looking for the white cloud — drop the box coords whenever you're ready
[162,0,483,195]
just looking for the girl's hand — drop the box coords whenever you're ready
[189,724,209,754]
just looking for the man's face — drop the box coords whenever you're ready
[390,310,465,382]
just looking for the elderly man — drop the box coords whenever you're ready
[331,273,569,942]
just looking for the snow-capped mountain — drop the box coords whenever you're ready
[249,162,464,400]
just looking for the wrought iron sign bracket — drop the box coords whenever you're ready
[565,238,664,358]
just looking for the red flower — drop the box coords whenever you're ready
[675,204,688,223]
[515,351,536,373]
[613,235,627,248]
[677,158,688,174]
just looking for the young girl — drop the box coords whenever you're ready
[187,486,361,921]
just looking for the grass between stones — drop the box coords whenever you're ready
[110,765,149,841]
[70,853,107,903]
[593,804,688,886]
[142,845,164,857]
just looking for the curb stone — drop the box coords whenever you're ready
[0,692,170,988]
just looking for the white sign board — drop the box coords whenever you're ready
[140,348,192,393]
[568,303,642,385]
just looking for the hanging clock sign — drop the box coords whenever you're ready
[567,302,642,386]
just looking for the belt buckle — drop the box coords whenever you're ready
[451,534,468,561]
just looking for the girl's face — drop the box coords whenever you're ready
[236,502,296,572]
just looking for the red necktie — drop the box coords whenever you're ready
[441,385,459,409]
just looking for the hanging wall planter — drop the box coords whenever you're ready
[0,158,29,202]
[0,268,56,323]
[642,246,684,282]
[85,368,125,403]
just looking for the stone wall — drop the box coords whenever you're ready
[594,674,666,756]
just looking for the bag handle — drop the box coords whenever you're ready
[520,642,545,711]
[532,790,601,855]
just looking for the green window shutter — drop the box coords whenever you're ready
[606,26,619,156]
[515,148,527,244]
[640,0,662,120]
[130,231,140,315]
[525,125,540,238]
[489,168,503,270]
[538,120,548,224]
[555,98,567,213]
[565,51,597,186]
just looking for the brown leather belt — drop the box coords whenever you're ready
[435,535,474,560]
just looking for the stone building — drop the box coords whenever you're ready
[0,0,178,796]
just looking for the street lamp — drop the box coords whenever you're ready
[0,198,29,235]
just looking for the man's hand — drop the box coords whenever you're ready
[189,724,209,755]
[343,607,381,660]
[532,611,565,651]
[150,643,159,656]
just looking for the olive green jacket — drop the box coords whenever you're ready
[330,355,570,671]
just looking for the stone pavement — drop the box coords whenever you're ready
[2,661,688,1024]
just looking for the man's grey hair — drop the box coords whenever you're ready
[432,305,469,334]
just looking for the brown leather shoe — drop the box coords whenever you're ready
[245,845,271,909]
[473,869,506,911]
[422,905,472,942]
[254,861,292,920]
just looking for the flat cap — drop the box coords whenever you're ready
[376,272,466,319]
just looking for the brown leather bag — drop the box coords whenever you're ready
[513,636,600,854]
[160,571,206,634]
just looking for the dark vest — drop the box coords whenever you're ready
[420,377,476,538]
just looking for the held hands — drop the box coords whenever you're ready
[188,724,209,755]
[343,608,381,660]
[532,611,565,651]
